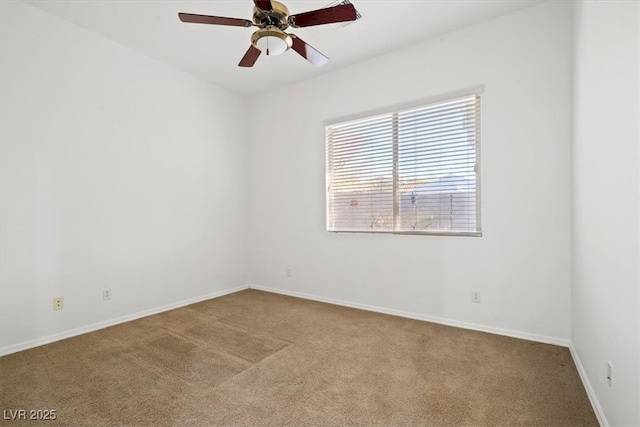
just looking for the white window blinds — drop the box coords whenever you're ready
[326,93,481,236]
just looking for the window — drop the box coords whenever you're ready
[326,91,482,236]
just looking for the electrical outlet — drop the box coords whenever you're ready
[53,297,63,311]
[607,361,613,388]
[286,268,292,277]
[471,290,481,303]
[102,289,112,301]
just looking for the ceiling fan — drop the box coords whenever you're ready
[178,0,360,68]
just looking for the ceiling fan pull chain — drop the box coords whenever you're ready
[266,29,270,55]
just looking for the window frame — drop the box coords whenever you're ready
[325,87,483,237]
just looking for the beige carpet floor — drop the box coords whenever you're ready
[1,289,597,426]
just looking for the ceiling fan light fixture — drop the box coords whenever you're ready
[252,27,292,56]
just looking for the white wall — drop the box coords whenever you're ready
[572,1,640,426]
[247,1,572,343]
[0,1,249,354]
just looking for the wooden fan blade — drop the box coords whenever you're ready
[178,13,253,28]
[289,3,357,28]
[239,45,262,67]
[291,35,329,67]
[253,0,273,11]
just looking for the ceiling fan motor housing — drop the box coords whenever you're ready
[252,0,290,30]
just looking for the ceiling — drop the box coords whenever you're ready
[23,0,543,97]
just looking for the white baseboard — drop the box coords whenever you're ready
[249,284,570,347]
[569,343,608,427]
[0,285,249,356]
